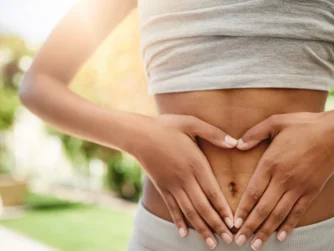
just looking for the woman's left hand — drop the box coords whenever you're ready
[232,111,334,250]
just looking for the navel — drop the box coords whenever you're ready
[228,181,238,196]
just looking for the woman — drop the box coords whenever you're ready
[19,0,334,250]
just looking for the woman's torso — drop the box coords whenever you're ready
[137,0,334,231]
[142,88,334,229]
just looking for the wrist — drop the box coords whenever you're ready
[109,110,155,156]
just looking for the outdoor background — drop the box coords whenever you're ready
[1,1,334,251]
[0,0,156,250]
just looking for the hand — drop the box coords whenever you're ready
[232,112,334,250]
[130,114,237,248]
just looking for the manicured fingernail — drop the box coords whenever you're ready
[236,234,246,246]
[251,239,262,250]
[179,228,186,238]
[225,135,238,147]
[234,218,243,228]
[222,233,232,244]
[206,237,217,249]
[224,217,234,228]
[277,231,287,241]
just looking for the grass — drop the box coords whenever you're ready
[0,193,134,251]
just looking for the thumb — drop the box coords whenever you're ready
[189,117,238,148]
[237,115,283,150]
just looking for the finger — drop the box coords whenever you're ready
[235,182,284,246]
[188,116,238,148]
[276,194,315,242]
[237,114,284,150]
[163,191,189,238]
[175,190,218,249]
[193,160,234,228]
[186,181,233,244]
[249,191,299,250]
[234,160,271,229]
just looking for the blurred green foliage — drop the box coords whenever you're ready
[0,35,30,173]
[46,127,101,174]
[0,87,20,173]
[0,87,20,131]
[46,124,143,201]
[330,89,334,96]
[24,192,83,210]
[106,153,143,202]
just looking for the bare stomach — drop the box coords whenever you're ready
[141,88,334,230]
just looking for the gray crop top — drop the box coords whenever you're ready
[137,0,334,95]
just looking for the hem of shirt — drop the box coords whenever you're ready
[147,75,333,95]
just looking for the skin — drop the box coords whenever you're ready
[19,0,334,250]
[151,89,334,249]
[233,111,334,249]
[19,0,235,247]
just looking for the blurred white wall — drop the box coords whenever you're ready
[0,0,75,44]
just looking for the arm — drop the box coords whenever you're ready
[19,0,139,152]
[19,0,237,248]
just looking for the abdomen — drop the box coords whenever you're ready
[142,88,334,227]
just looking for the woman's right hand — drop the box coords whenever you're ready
[130,114,237,248]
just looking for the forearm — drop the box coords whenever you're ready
[19,72,152,154]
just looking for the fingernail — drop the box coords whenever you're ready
[206,237,217,249]
[236,234,246,246]
[179,228,186,238]
[234,218,243,228]
[222,233,232,244]
[225,135,238,147]
[277,231,287,241]
[251,239,262,250]
[224,217,234,228]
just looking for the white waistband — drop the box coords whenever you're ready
[128,201,334,251]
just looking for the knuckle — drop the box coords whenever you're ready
[261,158,272,168]
[243,224,256,236]
[189,115,201,127]
[168,203,178,213]
[206,190,219,200]
[197,226,209,235]
[279,171,294,186]
[294,207,306,218]
[183,115,199,131]
[184,208,197,219]
[196,202,208,214]
[263,158,279,171]
[268,114,279,126]
[247,188,261,202]
[174,217,184,226]
[272,211,287,223]
[211,222,223,232]
[216,206,228,217]
[284,220,296,229]
[256,205,270,217]
[256,230,270,240]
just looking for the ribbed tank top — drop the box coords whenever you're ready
[137,0,334,94]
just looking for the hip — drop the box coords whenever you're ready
[128,201,334,251]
